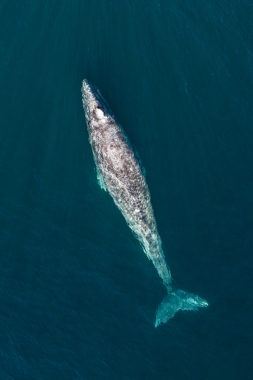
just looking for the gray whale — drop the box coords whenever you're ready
[81,79,208,326]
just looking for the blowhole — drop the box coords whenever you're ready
[96,108,104,119]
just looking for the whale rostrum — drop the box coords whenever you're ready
[81,80,208,327]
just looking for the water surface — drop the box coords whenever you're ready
[0,1,252,379]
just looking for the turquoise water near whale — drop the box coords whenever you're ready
[0,0,252,378]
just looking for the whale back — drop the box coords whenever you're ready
[81,80,208,326]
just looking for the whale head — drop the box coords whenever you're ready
[82,79,113,124]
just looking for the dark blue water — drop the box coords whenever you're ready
[0,1,252,379]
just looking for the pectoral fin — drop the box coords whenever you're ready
[96,167,107,191]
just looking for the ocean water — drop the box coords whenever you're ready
[0,0,252,379]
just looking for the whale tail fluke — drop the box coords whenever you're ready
[155,289,208,327]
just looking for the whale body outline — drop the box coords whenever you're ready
[81,79,208,327]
